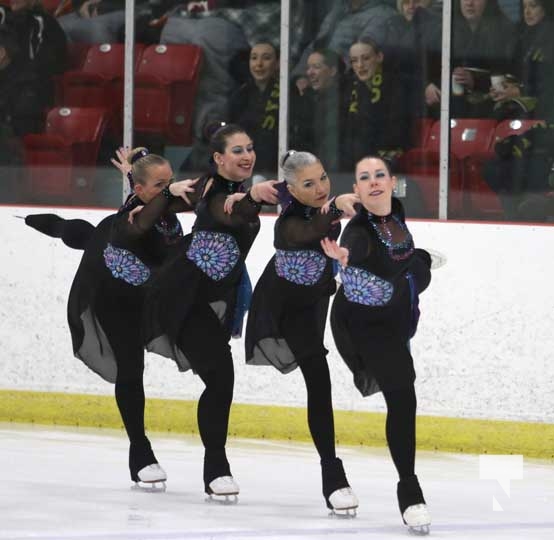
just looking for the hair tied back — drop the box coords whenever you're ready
[131,148,150,165]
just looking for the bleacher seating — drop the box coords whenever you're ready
[134,43,203,145]
[59,43,144,137]
[399,118,500,218]
[22,107,108,201]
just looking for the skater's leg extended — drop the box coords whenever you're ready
[25,214,95,249]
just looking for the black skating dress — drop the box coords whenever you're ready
[245,197,342,372]
[144,173,262,374]
[66,191,188,382]
[330,198,432,397]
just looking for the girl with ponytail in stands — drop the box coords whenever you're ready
[25,147,198,491]
[142,123,280,502]
[320,155,433,535]
[241,150,360,515]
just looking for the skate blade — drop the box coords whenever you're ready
[205,493,239,505]
[131,480,167,493]
[328,507,357,519]
[408,524,430,536]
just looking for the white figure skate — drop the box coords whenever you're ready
[131,463,167,492]
[425,248,447,270]
[206,476,239,505]
[328,487,359,518]
[403,503,431,535]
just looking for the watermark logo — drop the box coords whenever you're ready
[479,455,523,511]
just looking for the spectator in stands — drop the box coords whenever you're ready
[0,25,43,199]
[489,0,554,121]
[228,41,279,174]
[3,0,67,106]
[292,0,397,93]
[341,37,412,171]
[290,48,345,172]
[58,0,174,44]
[450,0,516,117]
[163,1,306,170]
[383,0,442,117]
[0,26,43,138]
[57,0,126,44]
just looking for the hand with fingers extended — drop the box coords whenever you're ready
[224,192,247,214]
[320,237,349,268]
[321,194,360,218]
[250,179,283,205]
[110,147,132,177]
[169,178,199,206]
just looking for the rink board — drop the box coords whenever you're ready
[1,206,554,457]
[1,389,553,460]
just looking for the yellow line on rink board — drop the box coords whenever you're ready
[1,389,553,460]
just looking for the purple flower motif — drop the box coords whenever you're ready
[341,266,393,306]
[103,243,150,286]
[186,230,240,281]
[275,249,326,286]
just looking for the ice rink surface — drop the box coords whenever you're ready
[1,423,553,540]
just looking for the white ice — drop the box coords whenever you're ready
[1,423,553,540]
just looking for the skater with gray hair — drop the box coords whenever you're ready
[244,150,360,515]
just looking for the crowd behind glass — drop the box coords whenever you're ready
[1,0,553,222]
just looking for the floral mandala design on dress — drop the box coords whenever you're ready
[103,243,150,286]
[186,230,240,281]
[341,266,394,306]
[275,249,327,286]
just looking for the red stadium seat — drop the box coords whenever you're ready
[134,43,203,145]
[493,118,545,143]
[23,107,108,201]
[449,118,497,159]
[60,43,145,137]
[397,119,498,217]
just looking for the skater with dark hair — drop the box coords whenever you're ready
[143,123,280,502]
[243,149,360,515]
[25,147,197,490]
[321,155,433,534]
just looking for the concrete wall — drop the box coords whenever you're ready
[1,206,553,423]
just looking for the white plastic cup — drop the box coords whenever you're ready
[452,74,464,96]
[490,74,506,92]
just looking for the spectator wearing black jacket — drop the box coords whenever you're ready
[3,0,67,105]
[450,0,516,117]
[0,25,43,200]
[290,48,345,172]
[341,37,412,171]
[229,41,280,174]
[489,0,554,121]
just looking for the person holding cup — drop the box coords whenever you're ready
[489,0,554,120]
[451,0,516,116]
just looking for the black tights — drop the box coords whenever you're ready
[175,303,236,488]
[24,214,94,249]
[297,354,336,462]
[382,385,417,481]
[97,300,155,480]
[197,353,235,486]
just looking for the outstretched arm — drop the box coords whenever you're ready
[281,194,359,246]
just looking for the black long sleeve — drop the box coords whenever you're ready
[280,211,340,247]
